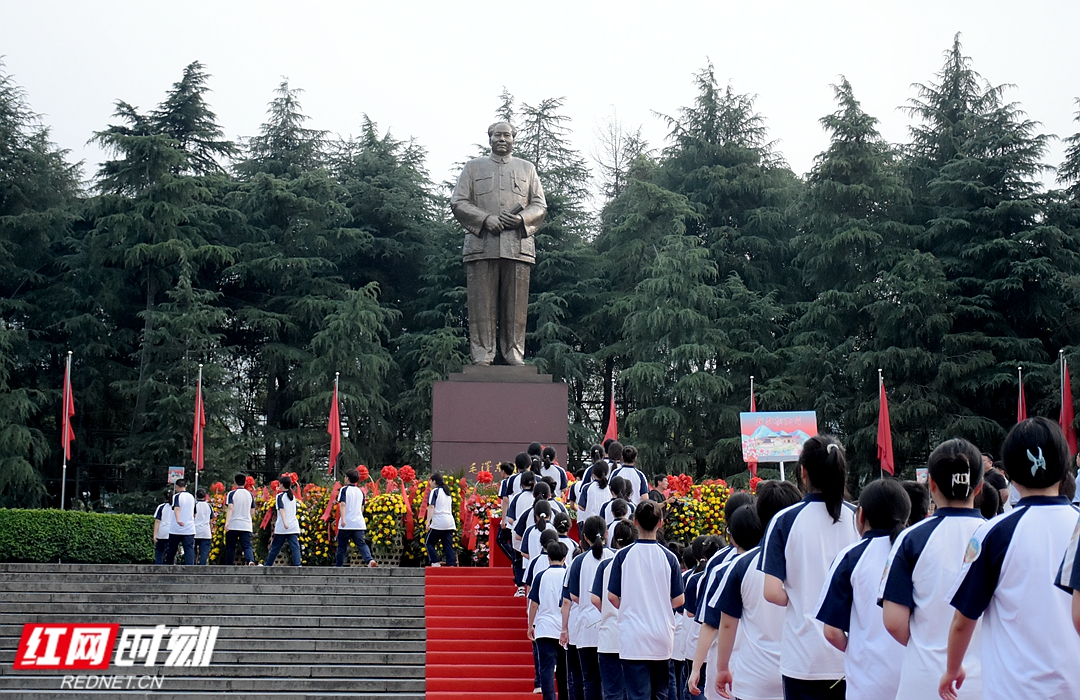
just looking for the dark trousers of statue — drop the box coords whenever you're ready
[466,258,530,365]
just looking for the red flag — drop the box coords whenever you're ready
[327,380,341,476]
[1062,360,1077,456]
[1017,372,1028,423]
[877,378,895,476]
[192,375,206,472]
[747,378,758,478]
[603,395,618,443]
[62,355,75,460]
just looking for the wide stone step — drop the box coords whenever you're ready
[0,625,423,643]
[2,663,425,679]
[0,563,423,577]
[1,593,425,609]
[0,613,423,629]
[0,581,424,596]
[0,649,425,665]
[0,676,426,692]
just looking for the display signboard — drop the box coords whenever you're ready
[739,411,818,464]
[167,466,185,484]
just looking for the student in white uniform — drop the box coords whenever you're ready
[153,490,174,565]
[604,499,633,544]
[669,543,689,700]
[942,417,1080,700]
[516,482,555,545]
[426,472,457,567]
[580,461,614,523]
[564,516,612,700]
[612,445,650,503]
[264,475,302,566]
[224,473,256,565]
[168,479,197,566]
[880,438,986,700]
[1056,505,1080,634]
[592,519,637,700]
[193,489,214,566]
[815,478,910,700]
[529,540,571,700]
[540,446,568,493]
[607,501,686,700]
[336,468,376,567]
[683,535,723,695]
[507,470,537,594]
[522,501,555,560]
[704,480,801,700]
[499,456,529,569]
[760,436,858,700]
[689,504,764,699]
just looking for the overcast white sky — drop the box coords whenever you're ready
[2,0,1078,194]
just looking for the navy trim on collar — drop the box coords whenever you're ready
[802,493,824,502]
[1015,495,1072,507]
[863,528,893,539]
[934,507,983,518]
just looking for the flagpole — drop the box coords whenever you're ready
[195,364,203,495]
[1062,350,1066,415]
[334,372,340,483]
[1018,365,1023,424]
[61,351,72,511]
[878,368,884,480]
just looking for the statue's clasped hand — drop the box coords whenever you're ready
[498,211,524,230]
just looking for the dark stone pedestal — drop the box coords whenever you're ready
[431,365,568,472]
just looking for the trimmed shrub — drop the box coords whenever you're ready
[0,509,154,564]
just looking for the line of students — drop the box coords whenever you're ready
[524,417,1080,700]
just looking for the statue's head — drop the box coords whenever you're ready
[488,121,516,156]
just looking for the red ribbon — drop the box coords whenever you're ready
[418,484,430,521]
[259,501,274,530]
[403,482,415,540]
[321,482,341,522]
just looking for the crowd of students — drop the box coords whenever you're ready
[510,419,1080,700]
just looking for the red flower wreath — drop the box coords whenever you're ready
[381,465,398,481]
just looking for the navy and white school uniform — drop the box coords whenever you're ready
[193,500,214,566]
[540,463,569,492]
[499,472,523,501]
[672,570,689,664]
[168,490,197,565]
[606,518,631,546]
[710,547,785,700]
[224,487,255,565]
[611,465,650,501]
[693,552,740,700]
[566,548,615,700]
[592,558,624,699]
[529,562,569,700]
[507,490,536,550]
[759,494,858,683]
[815,530,903,700]
[525,552,552,590]
[1056,514,1080,592]
[599,498,636,526]
[879,507,985,700]
[153,503,172,565]
[682,568,706,663]
[579,482,613,524]
[335,482,374,566]
[265,492,301,566]
[577,462,617,513]
[949,495,1080,700]
[426,486,457,566]
[607,540,685,658]
[567,480,583,509]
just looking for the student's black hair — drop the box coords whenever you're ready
[553,511,571,535]
[610,498,630,520]
[590,444,605,462]
[175,479,187,489]
[857,479,911,542]
[532,500,553,529]
[927,438,983,501]
[1002,417,1070,489]
[163,489,173,503]
[515,452,531,472]
[575,469,585,480]
[901,481,931,525]
[607,441,624,462]
[546,540,569,563]
[346,468,360,484]
[234,473,247,486]
[431,472,451,496]
[542,445,556,461]
[196,488,207,500]
[532,482,552,501]
[528,441,543,457]
[609,476,631,501]
[975,483,1000,519]
[681,546,697,570]
[499,461,515,476]
[582,515,608,559]
[591,460,610,490]
[531,456,543,474]
[541,476,558,493]
[622,445,638,464]
[727,504,765,550]
[691,536,722,572]
[279,474,294,501]
[1061,469,1077,501]
[724,491,755,521]
[611,519,637,549]
[667,541,684,565]
[755,480,802,531]
[652,473,667,487]
[634,500,662,532]
[520,471,536,490]
[603,438,614,451]
[539,527,559,549]
[799,435,848,522]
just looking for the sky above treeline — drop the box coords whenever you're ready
[2,0,1078,195]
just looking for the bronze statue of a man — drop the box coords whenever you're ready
[451,121,547,365]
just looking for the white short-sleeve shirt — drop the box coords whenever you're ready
[607,539,685,661]
[154,503,172,540]
[274,493,300,535]
[759,494,858,681]
[226,488,254,532]
[528,564,568,640]
[194,500,213,539]
[428,488,455,531]
[337,483,367,530]
[171,490,196,536]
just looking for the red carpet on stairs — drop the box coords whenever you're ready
[426,567,538,700]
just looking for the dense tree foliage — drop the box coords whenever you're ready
[3,37,1080,508]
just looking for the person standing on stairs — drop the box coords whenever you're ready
[336,468,377,567]
[168,479,197,566]
[426,472,458,567]
[224,473,256,566]
[264,474,302,567]
[530,539,571,700]
[193,488,214,566]
[153,489,173,565]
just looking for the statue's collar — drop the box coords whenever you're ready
[489,154,512,164]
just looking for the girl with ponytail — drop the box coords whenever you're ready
[880,438,987,700]
[522,500,554,561]
[565,515,612,700]
[593,519,636,700]
[760,435,858,699]
[816,478,910,700]
[580,460,613,523]
[264,475,302,567]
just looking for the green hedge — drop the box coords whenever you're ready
[0,509,155,564]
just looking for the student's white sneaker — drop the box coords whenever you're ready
[533,688,542,694]
[431,562,442,567]
[514,586,526,597]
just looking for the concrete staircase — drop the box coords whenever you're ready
[0,563,426,699]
